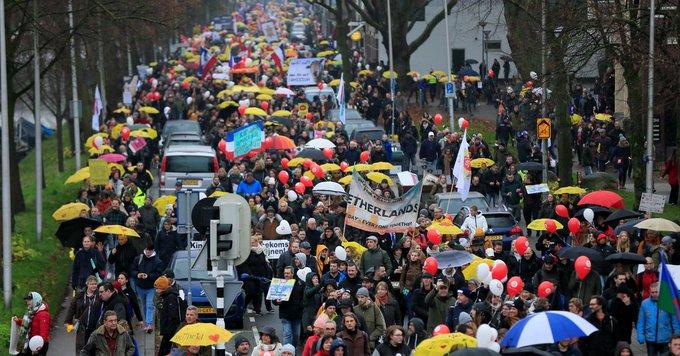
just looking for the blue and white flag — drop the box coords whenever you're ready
[336,73,346,124]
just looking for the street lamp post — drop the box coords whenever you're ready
[1,0,14,308]
[483,30,491,66]
[443,0,455,130]
[479,21,487,67]
[386,0,395,136]
[646,0,655,194]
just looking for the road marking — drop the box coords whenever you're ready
[251,326,260,344]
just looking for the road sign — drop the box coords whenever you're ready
[639,192,666,213]
[537,118,551,140]
[445,82,455,98]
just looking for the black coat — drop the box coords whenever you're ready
[72,248,106,289]
[273,278,304,321]
[130,253,164,289]
[108,242,137,277]
[155,228,182,269]
[157,289,183,336]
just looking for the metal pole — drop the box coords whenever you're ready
[185,190,193,306]
[215,273,225,356]
[387,0,396,136]
[540,0,548,185]
[1,0,14,308]
[97,13,107,121]
[646,0,655,194]
[68,0,81,169]
[126,42,133,77]
[443,0,455,130]
[34,0,42,241]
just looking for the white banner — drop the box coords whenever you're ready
[262,239,289,260]
[261,22,278,42]
[286,58,326,86]
[345,171,423,234]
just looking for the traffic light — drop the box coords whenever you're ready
[207,194,251,266]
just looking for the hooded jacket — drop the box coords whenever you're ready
[360,246,392,276]
[303,273,323,329]
[157,288,182,336]
[353,300,386,349]
[399,259,423,291]
[79,324,135,356]
[406,318,427,351]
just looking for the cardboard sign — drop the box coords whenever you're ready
[286,58,326,86]
[266,278,296,301]
[262,239,289,260]
[525,183,550,194]
[129,137,147,154]
[639,193,666,213]
[88,159,110,185]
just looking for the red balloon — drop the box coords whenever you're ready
[303,159,313,169]
[305,112,314,121]
[294,182,306,194]
[311,166,325,179]
[537,281,555,298]
[432,324,450,336]
[278,171,289,185]
[146,92,154,100]
[506,276,524,297]
[281,158,290,169]
[152,92,161,101]
[488,69,495,78]
[575,256,591,280]
[263,137,273,149]
[461,119,469,130]
[260,101,270,111]
[427,229,442,245]
[555,204,569,218]
[181,81,191,90]
[238,105,247,116]
[300,176,313,187]
[433,114,443,125]
[423,256,438,276]
[317,82,324,90]
[360,151,370,163]
[526,81,534,88]
[515,236,529,255]
[121,127,131,141]
[568,217,581,235]
[217,139,226,152]
[545,219,557,234]
[322,148,334,159]
[339,162,349,172]
[491,262,508,281]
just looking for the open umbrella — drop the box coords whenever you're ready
[577,190,624,208]
[603,208,642,225]
[94,225,140,237]
[366,172,393,186]
[271,110,292,117]
[52,202,90,221]
[342,241,367,257]
[556,246,603,263]
[268,135,296,150]
[470,158,494,168]
[275,87,295,96]
[244,107,267,116]
[313,181,346,196]
[463,256,494,280]
[138,106,159,114]
[526,218,563,231]
[432,250,473,268]
[427,223,463,236]
[553,186,587,195]
[465,59,479,65]
[56,217,102,248]
[305,138,336,149]
[338,176,353,185]
[517,162,544,171]
[296,148,328,161]
[370,162,395,171]
[414,333,477,356]
[269,116,292,127]
[615,218,644,235]
[170,323,234,346]
[64,167,91,185]
[153,195,177,215]
[458,68,480,77]
[320,163,341,172]
[501,311,597,348]
[605,252,646,265]
[574,206,611,219]
[635,218,680,232]
[98,153,126,163]
[345,164,371,172]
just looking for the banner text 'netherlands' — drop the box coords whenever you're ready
[344,171,423,234]
[224,121,264,160]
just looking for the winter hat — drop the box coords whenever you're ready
[357,287,370,297]
[458,311,472,326]
[325,298,338,309]
[512,298,526,312]
[154,276,170,291]
[314,316,328,329]
[329,339,346,355]
[281,344,295,355]
[233,334,250,348]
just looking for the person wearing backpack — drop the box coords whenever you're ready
[155,276,184,356]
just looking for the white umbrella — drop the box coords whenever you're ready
[634,218,680,232]
[275,87,295,96]
[305,138,336,149]
[312,181,346,196]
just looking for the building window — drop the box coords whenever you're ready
[485,40,502,51]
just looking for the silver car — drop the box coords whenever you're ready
[160,145,218,194]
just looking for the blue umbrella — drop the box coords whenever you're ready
[500,311,597,348]
[458,68,480,77]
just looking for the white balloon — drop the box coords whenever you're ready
[481,273,492,285]
[29,336,44,352]
[287,190,298,202]
[584,208,594,224]
[334,246,347,261]
[476,324,494,347]
[93,136,103,149]
[186,97,193,105]
[476,263,490,281]
[489,279,504,296]
[203,91,211,99]
[276,220,291,235]
[296,267,311,282]
[489,342,501,352]
[126,117,134,126]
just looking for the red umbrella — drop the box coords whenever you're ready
[268,135,296,150]
[98,153,126,163]
[577,190,624,208]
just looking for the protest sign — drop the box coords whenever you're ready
[88,159,109,185]
[129,137,147,154]
[345,171,423,234]
[262,240,289,260]
[225,121,264,160]
[525,183,550,194]
[266,278,296,301]
[261,21,278,42]
[639,193,666,214]
[286,58,326,86]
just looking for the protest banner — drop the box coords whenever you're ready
[129,136,147,154]
[224,121,264,160]
[261,21,278,42]
[266,278,296,301]
[345,171,423,234]
[286,58,326,86]
[88,159,110,185]
[262,239,289,260]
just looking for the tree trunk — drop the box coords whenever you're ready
[503,0,541,78]
[6,95,26,216]
[334,1,353,85]
[56,111,64,173]
[554,59,572,185]
[622,64,646,207]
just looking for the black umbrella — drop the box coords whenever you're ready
[605,252,646,265]
[556,246,603,263]
[574,206,611,219]
[465,59,479,65]
[603,208,642,225]
[433,250,474,268]
[269,116,292,127]
[296,148,328,161]
[450,348,500,356]
[517,162,544,171]
[55,217,103,248]
[614,218,645,235]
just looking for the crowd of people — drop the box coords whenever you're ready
[10,1,680,356]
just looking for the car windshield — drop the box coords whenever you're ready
[164,122,200,138]
[356,129,385,143]
[485,215,515,228]
[166,156,213,173]
[439,196,489,215]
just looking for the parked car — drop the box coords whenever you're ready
[436,192,492,218]
[350,126,404,164]
[165,131,204,150]
[170,250,246,329]
[303,86,337,106]
[160,120,202,148]
[160,145,218,194]
[482,211,523,251]
[327,108,364,122]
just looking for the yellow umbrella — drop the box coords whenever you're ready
[345,164,371,172]
[370,162,395,171]
[527,218,564,231]
[52,202,90,221]
[242,85,261,93]
[319,40,330,45]
[259,87,275,95]
[407,71,420,77]
[366,172,393,186]
[427,223,463,235]
[595,113,612,122]
[113,108,130,114]
[85,133,109,149]
[108,163,124,174]
[329,79,341,86]
[303,171,316,181]
[320,163,341,172]
[272,110,292,117]
[130,129,155,140]
[422,74,436,81]
[94,225,140,237]
[170,323,234,346]
[217,89,233,99]
[571,113,583,125]
[173,64,186,72]
[256,94,273,101]
[438,74,458,83]
[88,145,114,155]
[149,62,158,67]
[183,76,197,83]
[218,101,239,109]
[110,123,126,140]
[153,195,177,215]
[209,191,229,198]
[382,71,398,79]
[349,81,359,89]
[358,69,373,76]
[338,175,353,185]
[342,241,367,257]
[463,256,494,280]
[288,157,305,167]
[139,106,159,114]
[553,186,587,195]
[244,107,268,116]
[431,70,447,77]
[470,158,495,168]
[414,333,477,356]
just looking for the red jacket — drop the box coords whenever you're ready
[662,159,679,185]
[16,303,51,343]
[302,334,320,356]
[637,270,659,299]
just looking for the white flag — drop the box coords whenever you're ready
[91,85,102,131]
[452,130,472,201]
[336,73,346,124]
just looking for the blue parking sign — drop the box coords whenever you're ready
[445,82,455,98]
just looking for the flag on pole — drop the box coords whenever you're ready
[91,85,102,131]
[198,47,218,80]
[452,130,471,201]
[336,74,346,124]
[271,42,285,73]
[659,256,680,323]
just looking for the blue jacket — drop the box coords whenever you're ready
[236,180,262,196]
[71,247,106,289]
[382,140,393,161]
[636,298,680,343]
[445,301,472,331]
